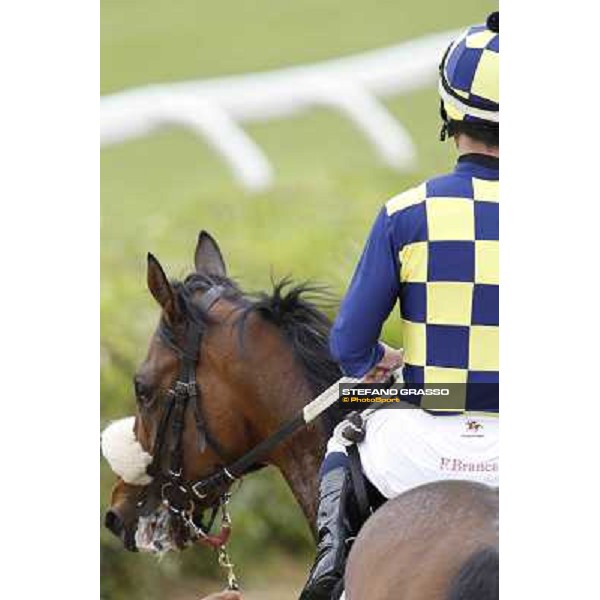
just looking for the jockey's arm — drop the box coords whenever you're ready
[330,208,401,378]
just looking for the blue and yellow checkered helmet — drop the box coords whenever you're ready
[439,12,499,139]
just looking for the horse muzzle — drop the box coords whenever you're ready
[105,507,138,552]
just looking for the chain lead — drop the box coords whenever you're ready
[217,495,238,590]
[217,544,240,591]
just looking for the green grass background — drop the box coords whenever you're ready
[101,1,496,597]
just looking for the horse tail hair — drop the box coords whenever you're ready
[447,546,499,600]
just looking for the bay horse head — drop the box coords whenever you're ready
[102,231,341,553]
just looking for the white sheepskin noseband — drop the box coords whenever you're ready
[101,417,154,485]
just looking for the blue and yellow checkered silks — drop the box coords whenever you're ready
[385,157,498,410]
[329,155,498,412]
[439,12,499,126]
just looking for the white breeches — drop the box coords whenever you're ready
[327,409,499,499]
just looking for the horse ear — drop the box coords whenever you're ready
[147,253,179,320]
[194,231,226,276]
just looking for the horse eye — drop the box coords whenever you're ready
[133,378,154,405]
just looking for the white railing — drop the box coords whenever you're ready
[101,29,461,192]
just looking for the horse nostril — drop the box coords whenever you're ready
[105,509,124,537]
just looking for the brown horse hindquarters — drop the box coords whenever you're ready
[344,480,498,600]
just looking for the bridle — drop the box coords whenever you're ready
[134,279,335,556]
[136,282,241,549]
[120,275,356,591]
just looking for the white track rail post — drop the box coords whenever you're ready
[158,94,273,192]
[313,80,416,169]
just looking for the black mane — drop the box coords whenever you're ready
[172,273,342,397]
[237,278,342,396]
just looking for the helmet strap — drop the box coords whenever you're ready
[440,121,449,142]
[439,100,449,142]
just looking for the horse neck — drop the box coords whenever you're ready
[274,422,326,534]
[239,329,331,534]
[258,375,327,535]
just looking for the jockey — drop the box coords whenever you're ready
[300,12,499,600]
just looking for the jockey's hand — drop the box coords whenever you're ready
[363,343,404,383]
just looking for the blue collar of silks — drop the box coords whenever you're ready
[456,153,499,180]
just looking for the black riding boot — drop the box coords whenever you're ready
[299,465,352,600]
